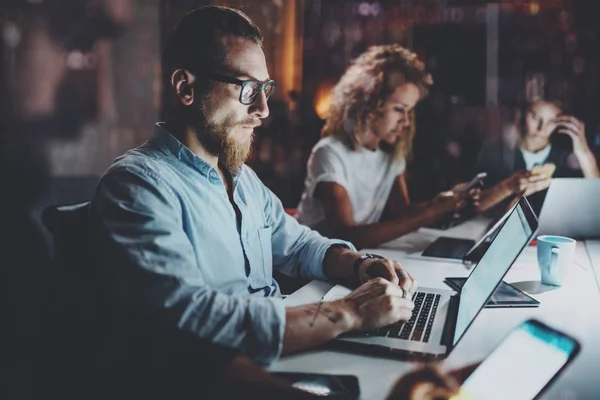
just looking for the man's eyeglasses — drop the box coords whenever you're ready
[210,73,276,105]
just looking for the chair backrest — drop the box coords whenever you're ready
[42,201,91,265]
[41,201,110,393]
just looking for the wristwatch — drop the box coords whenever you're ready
[352,253,385,284]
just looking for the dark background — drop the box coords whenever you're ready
[2,0,599,207]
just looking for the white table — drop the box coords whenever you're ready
[272,222,600,400]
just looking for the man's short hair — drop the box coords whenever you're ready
[161,6,263,89]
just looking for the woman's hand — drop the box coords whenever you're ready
[504,170,551,197]
[555,115,589,155]
[555,115,600,178]
[432,183,481,214]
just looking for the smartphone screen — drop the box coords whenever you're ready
[459,172,487,195]
[272,372,360,398]
[452,319,579,400]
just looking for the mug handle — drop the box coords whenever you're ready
[550,246,560,273]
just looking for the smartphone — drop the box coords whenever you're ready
[451,319,580,400]
[460,172,487,194]
[530,163,556,177]
[272,372,360,398]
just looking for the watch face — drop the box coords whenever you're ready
[365,253,385,259]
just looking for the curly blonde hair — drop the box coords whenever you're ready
[322,45,433,161]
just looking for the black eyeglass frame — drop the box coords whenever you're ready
[210,73,276,105]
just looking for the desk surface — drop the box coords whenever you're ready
[272,222,600,400]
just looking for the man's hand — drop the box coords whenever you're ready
[357,257,417,295]
[340,278,415,331]
[386,363,480,400]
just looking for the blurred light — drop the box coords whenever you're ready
[3,22,21,48]
[370,3,381,16]
[293,382,331,397]
[529,2,540,15]
[357,2,381,17]
[573,57,585,74]
[446,141,461,159]
[66,51,85,69]
[358,2,371,16]
[314,83,334,119]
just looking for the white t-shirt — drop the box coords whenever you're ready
[519,144,552,170]
[296,136,406,235]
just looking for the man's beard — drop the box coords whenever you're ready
[188,103,255,172]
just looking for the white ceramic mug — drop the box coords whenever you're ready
[537,235,576,286]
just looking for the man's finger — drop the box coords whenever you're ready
[380,260,400,285]
[404,269,418,294]
[395,268,413,293]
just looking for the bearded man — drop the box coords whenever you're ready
[89,6,416,367]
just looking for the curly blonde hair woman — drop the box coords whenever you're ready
[323,45,432,163]
[297,45,479,249]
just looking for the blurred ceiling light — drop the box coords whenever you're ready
[529,1,540,15]
[314,83,334,120]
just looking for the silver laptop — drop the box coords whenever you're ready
[326,196,538,360]
[537,178,600,239]
[419,203,516,264]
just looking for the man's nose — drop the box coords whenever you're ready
[249,91,270,119]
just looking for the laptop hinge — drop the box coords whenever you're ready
[440,293,459,351]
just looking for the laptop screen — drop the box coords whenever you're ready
[454,199,536,345]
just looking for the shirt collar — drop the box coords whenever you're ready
[150,123,245,186]
[151,122,217,178]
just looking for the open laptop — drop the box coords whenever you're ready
[325,196,538,360]
[537,178,600,239]
[419,203,516,264]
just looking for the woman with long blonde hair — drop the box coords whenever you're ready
[296,45,478,249]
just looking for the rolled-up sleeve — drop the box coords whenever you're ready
[254,171,355,280]
[90,166,285,365]
[307,145,349,197]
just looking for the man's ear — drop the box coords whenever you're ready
[171,69,195,106]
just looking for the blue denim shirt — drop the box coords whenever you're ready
[89,123,353,365]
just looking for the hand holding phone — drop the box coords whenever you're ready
[450,319,580,400]
[530,163,556,178]
[458,172,487,196]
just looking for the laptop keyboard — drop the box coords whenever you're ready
[361,291,441,343]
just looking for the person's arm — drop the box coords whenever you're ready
[314,179,460,249]
[90,166,286,366]
[477,176,518,213]
[555,115,600,178]
[281,277,414,356]
[477,171,551,213]
[242,170,416,356]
